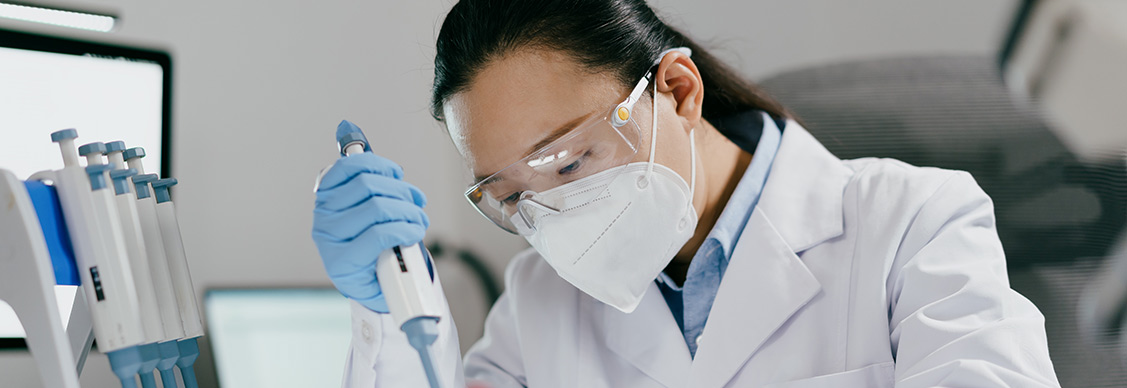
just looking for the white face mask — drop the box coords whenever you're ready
[514,82,699,313]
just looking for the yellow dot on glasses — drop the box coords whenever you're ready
[617,107,630,121]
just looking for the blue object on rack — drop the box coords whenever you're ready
[155,341,180,388]
[107,347,143,388]
[176,338,200,388]
[137,343,160,388]
[23,181,79,286]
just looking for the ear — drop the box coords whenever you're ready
[654,51,704,133]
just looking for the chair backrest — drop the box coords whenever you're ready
[760,55,1127,387]
[760,55,1127,268]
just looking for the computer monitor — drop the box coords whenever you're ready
[204,288,353,388]
[0,28,172,347]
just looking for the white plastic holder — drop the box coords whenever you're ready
[67,290,95,374]
[0,169,82,388]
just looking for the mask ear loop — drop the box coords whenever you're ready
[644,69,698,195]
[639,46,693,188]
[646,79,697,228]
[643,78,659,186]
[645,56,696,224]
[687,128,696,201]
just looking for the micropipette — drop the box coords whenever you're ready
[106,141,166,388]
[48,135,148,388]
[124,147,186,388]
[327,120,445,388]
[149,177,203,388]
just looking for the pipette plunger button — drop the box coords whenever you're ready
[123,147,146,161]
[336,120,371,155]
[51,129,78,142]
[79,142,107,157]
[105,141,127,153]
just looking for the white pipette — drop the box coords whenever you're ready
[324,120,444,388]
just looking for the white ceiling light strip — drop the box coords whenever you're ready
[0,2,115,33]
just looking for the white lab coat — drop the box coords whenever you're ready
[342,121,1061,387]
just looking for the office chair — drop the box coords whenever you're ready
[760,55,1127,387]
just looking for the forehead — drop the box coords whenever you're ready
[444,49,623,180]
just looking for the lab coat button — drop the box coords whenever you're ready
[361,320,373,342]
[696,334,703,346]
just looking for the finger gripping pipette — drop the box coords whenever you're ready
[334,120,444,388]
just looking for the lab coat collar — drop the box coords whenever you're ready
[755,120,851,252]
[601,121,848,387]
[689,121,851,387]
[601,210,823,388]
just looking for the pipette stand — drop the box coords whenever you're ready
[0,168,154,387]
[0,169,84,388]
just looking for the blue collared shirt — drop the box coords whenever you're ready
[655,111,784,358]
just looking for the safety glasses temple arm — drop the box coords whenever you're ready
[620,47,692,109]
[621,71,654,109]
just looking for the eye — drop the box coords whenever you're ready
[557,150,591,175]
[500,192,521,205]
[558,160,581,175]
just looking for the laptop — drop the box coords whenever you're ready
[204,288,353,387]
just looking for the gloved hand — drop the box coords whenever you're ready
[313,152,429,313]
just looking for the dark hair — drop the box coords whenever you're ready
[431,0,792,136]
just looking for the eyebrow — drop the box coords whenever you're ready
[527,110,597,156]
[473,109,598,182]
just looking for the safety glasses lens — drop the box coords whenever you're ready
[465,109,641,233]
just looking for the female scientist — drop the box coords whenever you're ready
[312,0,1061,386]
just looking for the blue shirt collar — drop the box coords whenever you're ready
[705,111,784,270]
[657,110,784,290]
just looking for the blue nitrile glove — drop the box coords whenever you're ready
[313,152,429,313]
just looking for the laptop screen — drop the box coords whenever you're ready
[204,288,353,388]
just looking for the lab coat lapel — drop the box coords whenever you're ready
[755,121,851,253]
[602,282,693,387]
[688,210,821,387]
[689,122,851,387]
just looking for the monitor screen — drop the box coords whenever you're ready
[205,289,353,388]
[0,28,171,345]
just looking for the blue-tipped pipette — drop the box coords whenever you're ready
[329,120,444,388]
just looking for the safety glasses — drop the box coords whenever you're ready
[463,47,690,234]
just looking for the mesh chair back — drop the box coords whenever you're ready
[760,56,1127,387]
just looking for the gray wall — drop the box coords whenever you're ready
[0,0,1016,386]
